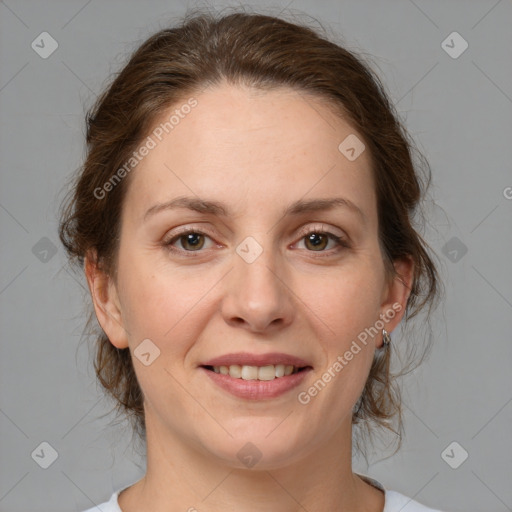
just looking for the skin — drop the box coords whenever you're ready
[85,82,413,512]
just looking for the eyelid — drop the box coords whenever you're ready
[295,222,345,240]
[165,224,217,239]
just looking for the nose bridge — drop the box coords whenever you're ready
[235,234,283,305]
[221,233,294,331]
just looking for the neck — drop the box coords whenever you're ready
[118,411,384,512]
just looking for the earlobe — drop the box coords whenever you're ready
[380,255,415,336]
[84,250,129,349]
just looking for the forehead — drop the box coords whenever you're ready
[123,83,376,223]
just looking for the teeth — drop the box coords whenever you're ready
[228,365,242,379]
[241,365,258,380]
[212,364,300,380]
[257,365,276,381]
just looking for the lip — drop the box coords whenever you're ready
[201,352,311,368]
[200,366,312,400]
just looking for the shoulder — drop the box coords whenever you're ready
[80,490,122,512]
[357,473,444,512]
[80,484,446,512]
[384,489,444,512]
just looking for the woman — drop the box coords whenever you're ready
[59,8,442,512]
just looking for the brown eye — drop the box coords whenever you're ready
[164,230,214,252]
[304,232,329,251]
[178,232,205,251]
[297,230,347,253]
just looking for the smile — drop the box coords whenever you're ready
[200,364,312,400]
[204,364,306,380]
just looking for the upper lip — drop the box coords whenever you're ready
[201,352,312,368]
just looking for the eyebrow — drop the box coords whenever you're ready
[143,196,366,223]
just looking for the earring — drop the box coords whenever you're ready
[382,329,391,348]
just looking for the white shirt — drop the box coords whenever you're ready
[81,474,444,511]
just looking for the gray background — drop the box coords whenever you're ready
[1,0,511,511]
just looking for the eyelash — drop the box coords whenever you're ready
[161,225,350,258]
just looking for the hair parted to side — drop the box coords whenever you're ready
[58,6,440,460]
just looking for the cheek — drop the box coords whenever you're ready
[296,260,382,398]
[304,263,383,342]
[117,266,212,406]
[118,254,219,353]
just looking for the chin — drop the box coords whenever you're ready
[200,421,310,470]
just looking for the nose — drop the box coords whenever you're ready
[220,243,295,334]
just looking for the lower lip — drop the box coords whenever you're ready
[200,367,311,400]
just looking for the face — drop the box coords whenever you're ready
[87,82,412,469]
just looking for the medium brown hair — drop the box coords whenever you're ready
[58,7,440,458]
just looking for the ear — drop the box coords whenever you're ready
[378,255,414,343]
[84,249,129,349]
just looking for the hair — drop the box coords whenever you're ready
[58,6,441,461]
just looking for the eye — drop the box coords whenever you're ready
[161,224,350,257]
[162,229,216,253]
[295,225,350,253]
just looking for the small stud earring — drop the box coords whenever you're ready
[382,329,391,347]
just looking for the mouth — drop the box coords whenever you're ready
[199,352,313,399]
[201,364,311,381]
[200,365,312,400]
